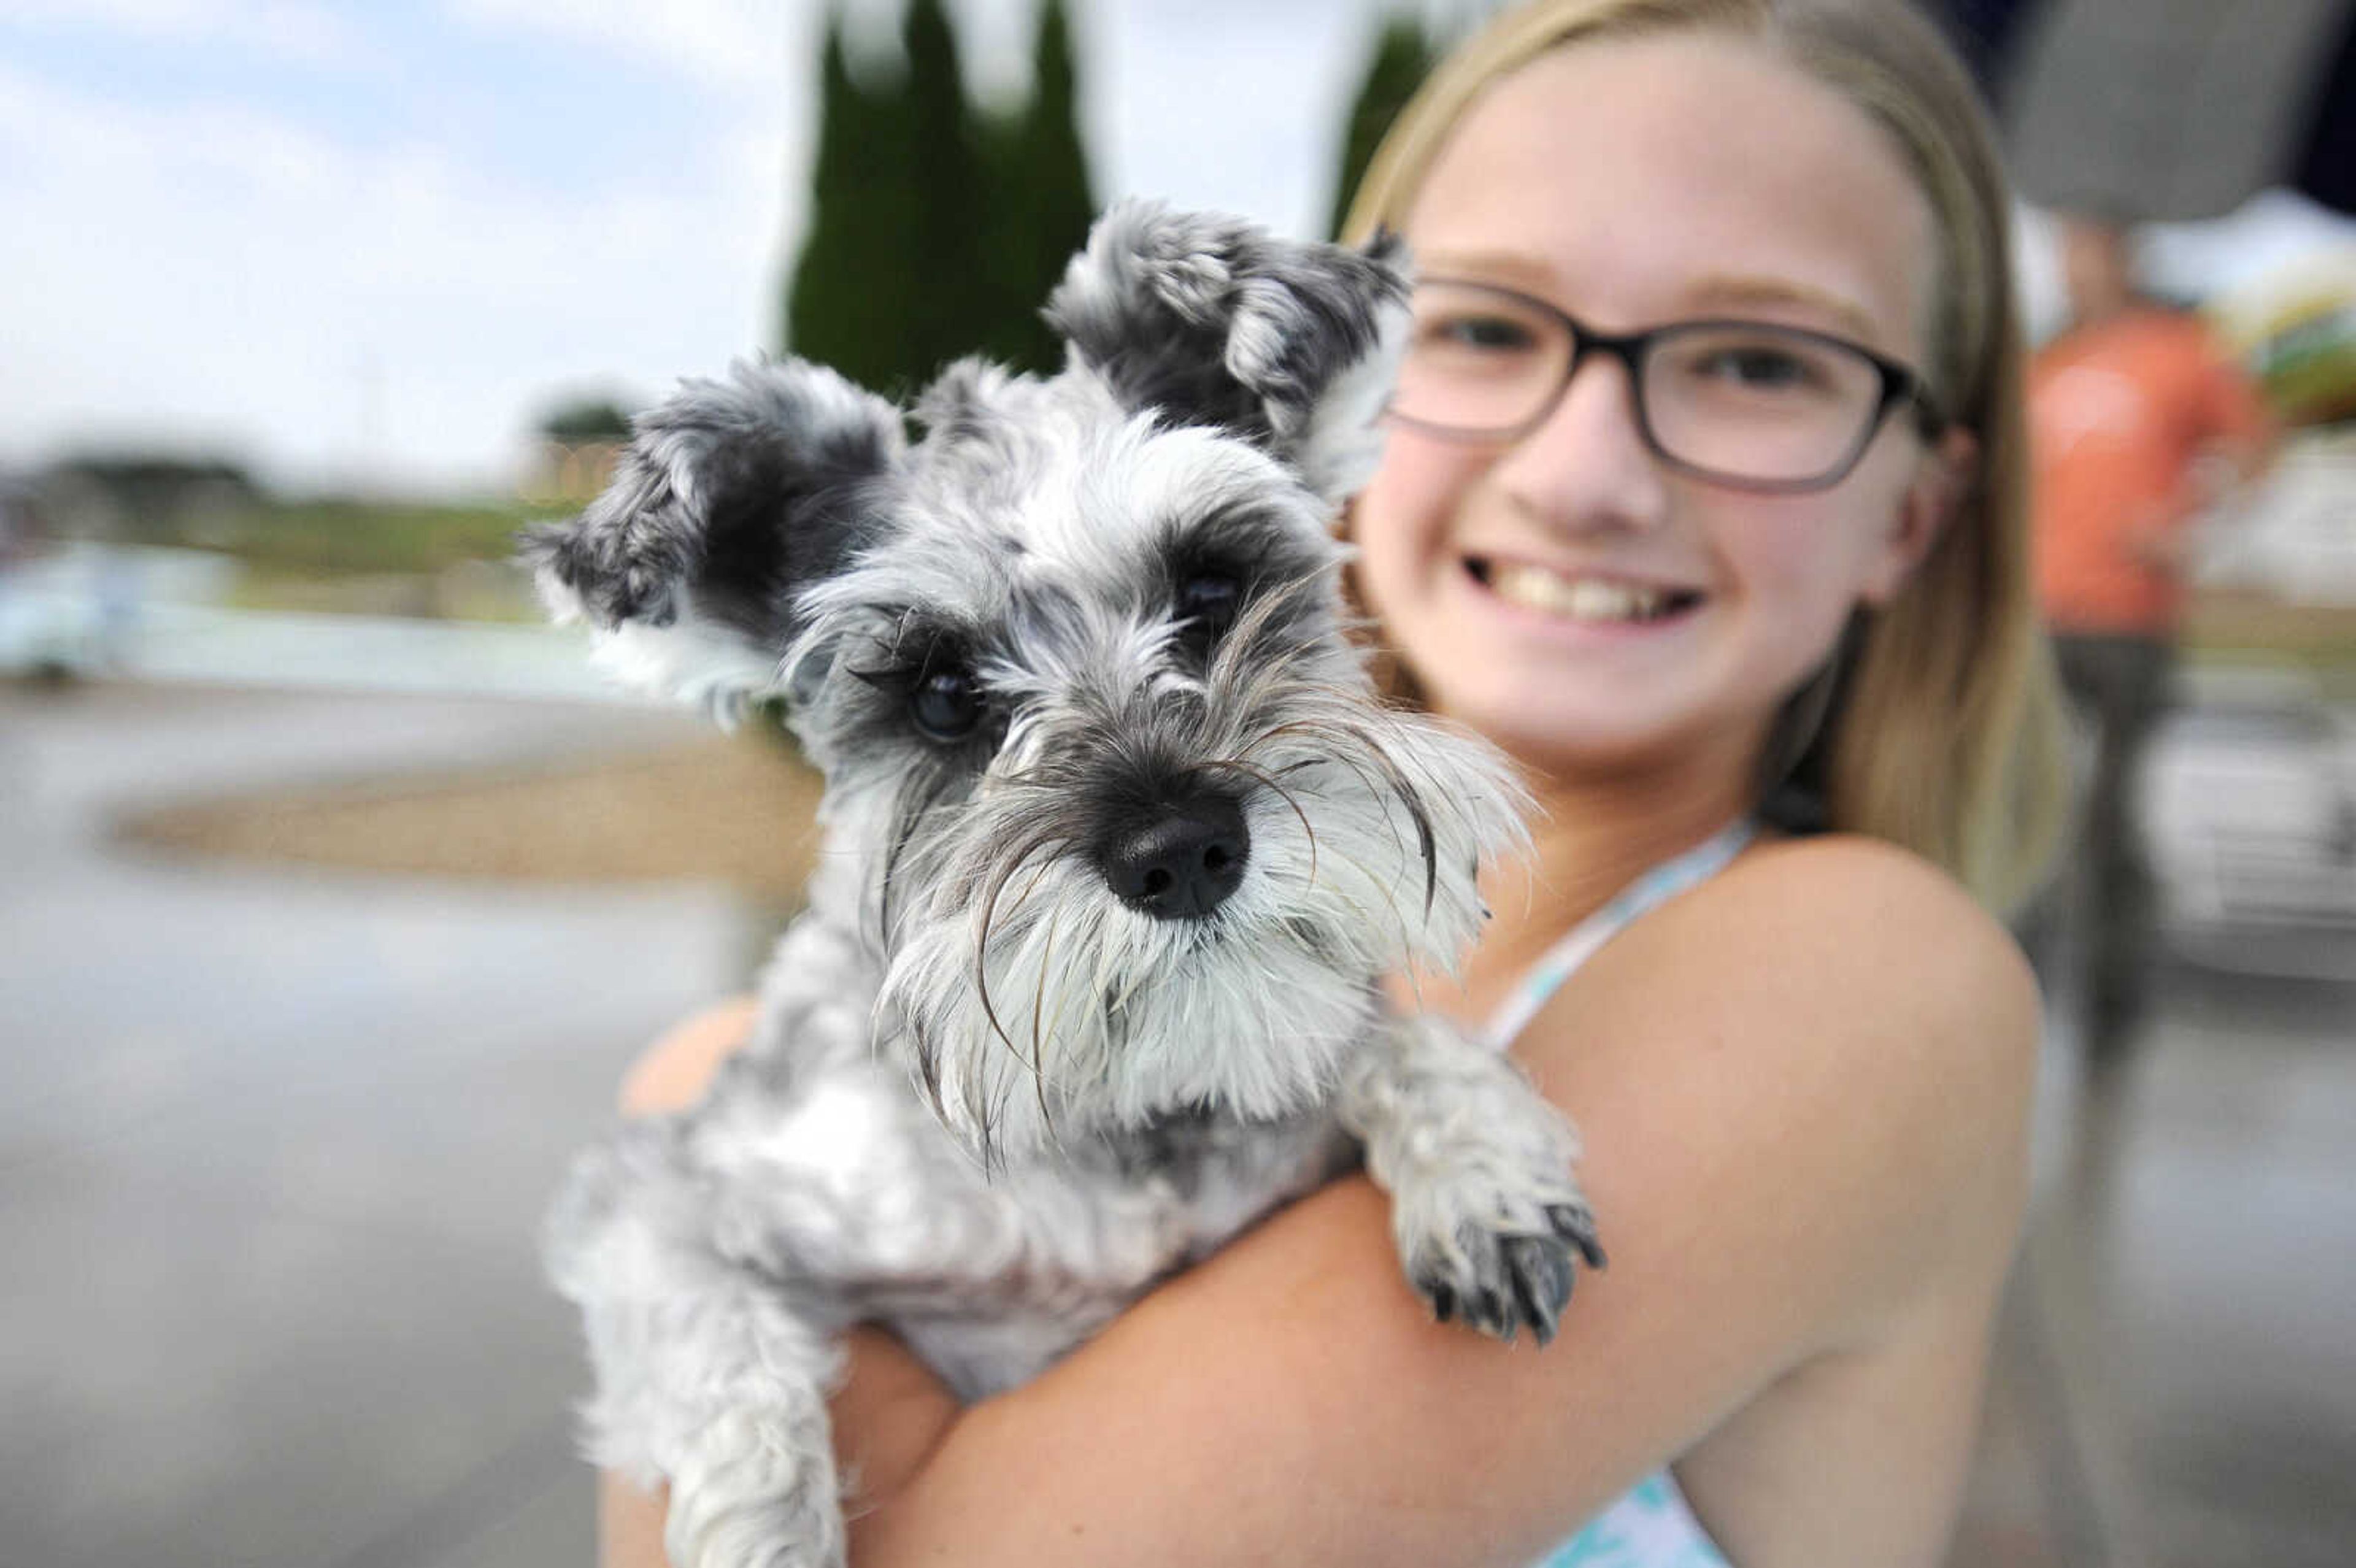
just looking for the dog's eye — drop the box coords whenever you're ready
[909,667,985,744]
[1175,571,1241,653]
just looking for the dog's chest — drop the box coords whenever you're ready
[715,1063,1345,1397]
[887,1109,1349,1397]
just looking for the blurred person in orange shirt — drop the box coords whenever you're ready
[2030,214,2275,1061]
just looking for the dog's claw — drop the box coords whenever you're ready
[1409,1202,1604,1348]
[1506,1233,1571,1344]
[1546,1201,1607,1272]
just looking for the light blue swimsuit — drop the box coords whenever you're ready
[1487,820,1755,1568]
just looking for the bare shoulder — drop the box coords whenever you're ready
[1561,831,2039,1089]
[1515,832,2041,1335]
[1701,831,2025,957]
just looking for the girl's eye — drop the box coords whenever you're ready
[1701,347,1811,388]
[1431,314,1537,353]
[1175,571,1241,652]
[909,667,984,743]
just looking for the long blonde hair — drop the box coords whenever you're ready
[1344,0,2066,914]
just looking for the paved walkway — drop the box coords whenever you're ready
[4,677,2352,1567]
[2,681,745,1568]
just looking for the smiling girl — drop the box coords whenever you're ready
[604,2,2068,1563]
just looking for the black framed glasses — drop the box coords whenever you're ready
[1388,278,1949,493]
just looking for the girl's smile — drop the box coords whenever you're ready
[1465,558,1707,629]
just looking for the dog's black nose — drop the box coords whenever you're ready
[1099,793,1250,920]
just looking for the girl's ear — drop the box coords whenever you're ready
[1861,424,1977,606]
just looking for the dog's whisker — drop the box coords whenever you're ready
[1199,755,1318,891]
[971,829,1071,1063]
[1249,720,1415,876]
[1317,716,1443,919]
[1026,907,1066,1132]
[1004,848,1061,921]
[1104,961,1152,1023]
[1310,838,1419,960]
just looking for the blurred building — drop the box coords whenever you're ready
[34,456,263,547]
[0,472,45,566]
[523,396,634,507]
[525,437,625,507]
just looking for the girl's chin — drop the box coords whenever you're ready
[1430,682,1703,771]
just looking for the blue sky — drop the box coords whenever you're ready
[3,1,2348,495]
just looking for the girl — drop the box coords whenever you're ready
[607,1,2067,1561]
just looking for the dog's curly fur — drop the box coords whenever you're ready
[531,201,1603,1568]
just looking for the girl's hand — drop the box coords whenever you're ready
[832,1328,963,1515]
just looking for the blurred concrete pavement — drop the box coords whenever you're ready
[1,681,747,1568]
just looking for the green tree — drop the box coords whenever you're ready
[783,12,922,393]
[783,0,1097,393]
[536,397,635,444]
[976,0,1095,371]
[899,0,990,385]
[1328,16,1439,239]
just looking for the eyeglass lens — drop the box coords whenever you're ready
[1391,282,1895,486]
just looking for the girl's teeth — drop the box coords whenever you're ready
[1488,563,1673,621]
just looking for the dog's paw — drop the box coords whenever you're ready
[1344,1013,1610,1345]
[1411,1199,1605,1346]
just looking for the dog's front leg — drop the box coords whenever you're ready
[548,1124,857,1568]
[654,1278,849,1568]
[1337,1012,1606,1345]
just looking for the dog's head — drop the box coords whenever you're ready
[530,201,1526,1161]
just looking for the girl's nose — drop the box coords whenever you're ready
[1489,355,1670,537]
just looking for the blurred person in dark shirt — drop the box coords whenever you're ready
[2029,215,2276,1061]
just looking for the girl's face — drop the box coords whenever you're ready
[1353,33,1973,781]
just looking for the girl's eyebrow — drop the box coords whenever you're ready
[1414,253,1889,346]
[1680,273,1882,342]
[1411,248,1562,294]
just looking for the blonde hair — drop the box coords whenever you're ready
[1344,0,2066,913]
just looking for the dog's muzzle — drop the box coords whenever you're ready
[1096,790,1249,920]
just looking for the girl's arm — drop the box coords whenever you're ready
[606,836,2039,1567]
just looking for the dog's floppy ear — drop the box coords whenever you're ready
[522,358,903,720]
[1044,199,1411,502]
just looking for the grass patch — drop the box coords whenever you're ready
[196,496,577,578]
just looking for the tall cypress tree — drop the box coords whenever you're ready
[783,12,920,392]
[1328,17,1439,239]
[1015,0,1095,366]
[783,0,1098,393]
[969,0,1095,371]
[901,0,990,386]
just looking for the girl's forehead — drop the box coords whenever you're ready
[1409,32,1938,360]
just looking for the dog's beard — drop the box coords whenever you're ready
[874,694,1523,1164]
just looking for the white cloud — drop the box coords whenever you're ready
[1090,0,1368,234]
[0,58,801,491]
[444,0,796,93]
[4,0,368,69]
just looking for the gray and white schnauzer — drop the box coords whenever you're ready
[531,200,1603,1568]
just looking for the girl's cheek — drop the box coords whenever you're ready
[1368,432,1483,526]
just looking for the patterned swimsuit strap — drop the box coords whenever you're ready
[1482,818,1758,1051]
